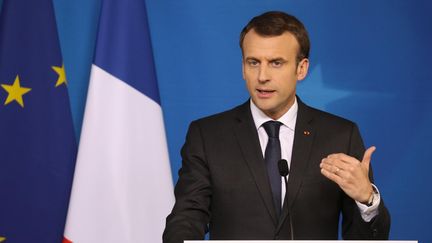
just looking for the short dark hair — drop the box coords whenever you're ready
[239,11,310,64]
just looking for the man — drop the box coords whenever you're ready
[163,11,390,242]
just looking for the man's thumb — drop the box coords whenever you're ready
[362,146,376,168]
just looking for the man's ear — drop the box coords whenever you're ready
[296,58,309,81]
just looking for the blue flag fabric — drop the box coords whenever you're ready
[0,0,77,242]
[94,0,161,104]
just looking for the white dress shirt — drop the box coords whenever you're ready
[249,98,379,222]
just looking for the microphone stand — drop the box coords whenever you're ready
[278,159,294,240]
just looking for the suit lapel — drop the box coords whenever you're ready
[233,101,279,225]
[277,98,316,232]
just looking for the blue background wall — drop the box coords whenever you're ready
[2,0,431,241]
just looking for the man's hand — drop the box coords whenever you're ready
[320,146,376,203]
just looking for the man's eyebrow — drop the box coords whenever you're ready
[243,57,288,63]
[268,57,287,62]
[244,56,259,61]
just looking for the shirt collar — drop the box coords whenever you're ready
[250,97,298,131]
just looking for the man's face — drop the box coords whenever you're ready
[242,30,309,120]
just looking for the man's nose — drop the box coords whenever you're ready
[258,65,270,83]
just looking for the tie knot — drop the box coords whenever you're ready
[263,121,282,138]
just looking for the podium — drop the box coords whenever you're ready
[185,241,417,243]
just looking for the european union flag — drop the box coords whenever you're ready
[0,0,77,242]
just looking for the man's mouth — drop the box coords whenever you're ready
[256,88,275,98]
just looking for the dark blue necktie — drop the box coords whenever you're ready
[263,121,282,216]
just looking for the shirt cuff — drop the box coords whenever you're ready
[355,184,380,222]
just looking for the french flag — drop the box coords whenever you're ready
[63,0,174,242]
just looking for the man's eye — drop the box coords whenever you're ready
[271,61,283,67]
[248,60,259,66]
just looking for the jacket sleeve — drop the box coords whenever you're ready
[342,123,391,239]
[163,121,211,243]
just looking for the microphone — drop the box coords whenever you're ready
[278,159,294,240]
[278,159,289,181]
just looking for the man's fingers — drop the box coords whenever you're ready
[320,162,337,173]
[321,167,343,184]
[321,156,355,172]
[326,153,358,165]
[321,160,353,180]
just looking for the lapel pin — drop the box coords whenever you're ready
[303,130,311,136]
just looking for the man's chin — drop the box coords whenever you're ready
[252,99,293,119]
[255,103,279,117]
[253,99,276,110]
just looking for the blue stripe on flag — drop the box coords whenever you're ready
[94,0,160,104]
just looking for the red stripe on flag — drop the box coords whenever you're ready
[62,237,72,243]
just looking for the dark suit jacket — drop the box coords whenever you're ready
[163,98,390,243]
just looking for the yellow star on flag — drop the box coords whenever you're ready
[52,63,67,87]
[1,75,32,108]
[0,236,6,242]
